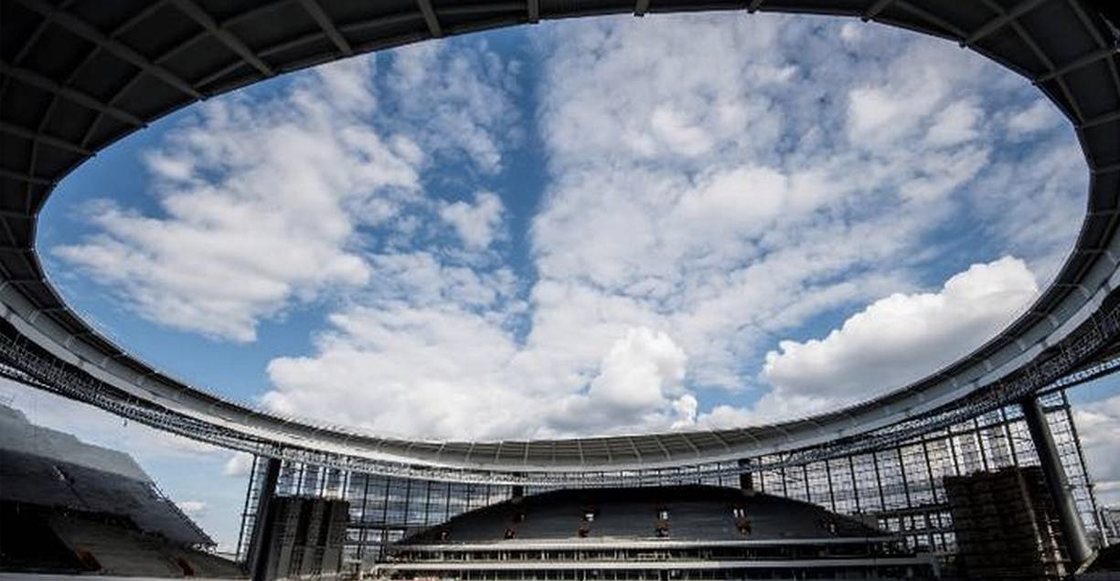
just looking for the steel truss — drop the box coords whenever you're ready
[2,298,1119,488]
[241,390,1104,569]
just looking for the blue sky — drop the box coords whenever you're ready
[5,11,1120,551]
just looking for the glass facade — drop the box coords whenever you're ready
[238,462,516,572]
[237,390,1105,577]
[749,391,1102,554]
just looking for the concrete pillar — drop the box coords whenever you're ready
[248,456,282,581]
[738,458,754,491]
[1020,396,1093,567]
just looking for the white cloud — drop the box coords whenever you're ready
[54,13,1087,440]
[839,22,862,44]
[177,500,208,516]
[550,327,692,433]
[440,191,504,249]
[1007,98,1062,136]
[385,40,521,173]
[56,41,518,343]
[223,452,255,477]
[925,101,981,147]
[761,256,1037,410]
[264,303,533,439]
[676,166,788,234]
[55,58,410,342]
[649,107,713,156]
[966,140,1085,284]
[257,15,1084,438]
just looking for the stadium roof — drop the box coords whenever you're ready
[0,0,1118,476]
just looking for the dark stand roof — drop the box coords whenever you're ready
[402,485,881,545]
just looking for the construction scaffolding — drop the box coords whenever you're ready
[945,466,1069,580]
[237,389,1105,577]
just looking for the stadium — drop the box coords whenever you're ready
[0,0,1119,579]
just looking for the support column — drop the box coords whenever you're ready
[1021,396,1093,568]
[248,456,282,581]
[738,458,754,491]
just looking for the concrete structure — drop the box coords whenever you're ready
[258,497,348,581]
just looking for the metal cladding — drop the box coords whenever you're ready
[0,0,1118,478]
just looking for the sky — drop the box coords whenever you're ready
[6,11,1120,552]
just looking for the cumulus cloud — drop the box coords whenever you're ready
[55,13,1088,439]
[56,40,518,343]
[551,328,693,433]
[1007,98,1063,137]
[254,15,1083,437]
[56,59,406,342]
[384,41,521,173]
[440,191,504,249]
[264,303,529,438]
[762,256,1037,408]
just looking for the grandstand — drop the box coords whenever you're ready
[1,0,1119,578]
[0,403,242,578]
[374,485,938,580]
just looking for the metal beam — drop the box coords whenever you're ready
[1020,396,1093,567]
[110,0,168,38]
[0,121,91,155]
[416,0,443,38]
[247,457,281,581]
[961,0,1050,47]
[14,0,203,100]
[0,61,144,127]
[1093,162,1120,175]
[170,0,274,77]
[0,167,54,186]
[528,0,540,22]
[1036,46,1120,83]
[862,0,895,20]
[296,0,353,56]
[0,208,35,220]
[748,0,765,13]
[896,0,967,39]
[1081,109,1120,129]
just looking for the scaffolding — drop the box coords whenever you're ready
[236,389,1105,577]
[945,466,1068,580]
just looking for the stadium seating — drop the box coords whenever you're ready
[406,485,881,544]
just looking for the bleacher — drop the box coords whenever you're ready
[0,403,243,577]
[404,485,881,544]
[0,404,211,547]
